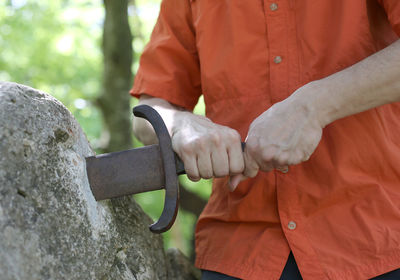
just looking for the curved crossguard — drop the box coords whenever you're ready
[132,105,179,233]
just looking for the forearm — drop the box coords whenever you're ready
[295,39,400,127]
[133,94,188,145]
[239,39,400,183]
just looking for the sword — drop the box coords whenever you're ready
[86,105,244,234]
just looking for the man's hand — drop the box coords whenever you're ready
[171,111,244,181]
[133,95,244,183]
[230,84,324,190]
[231,40,400,190]
[243,91,323,177]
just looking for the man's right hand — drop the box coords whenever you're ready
[133,95,244,183]
[171,111,244,182]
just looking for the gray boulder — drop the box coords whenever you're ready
[0,82,200,280]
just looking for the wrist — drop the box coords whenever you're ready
[170,110,189,138]
[291,80,339,128]
[170,110,211,137]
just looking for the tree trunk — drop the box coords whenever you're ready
[99,0,208,260]
[99,0,133,153]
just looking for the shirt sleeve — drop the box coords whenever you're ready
[378,0,400,36]
[130,0,202,111]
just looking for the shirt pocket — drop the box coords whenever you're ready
[190,0,271,104]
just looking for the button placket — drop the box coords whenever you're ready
[264,0,288,103]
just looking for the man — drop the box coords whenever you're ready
[131,0,400,279]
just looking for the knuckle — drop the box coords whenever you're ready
[244,169,258,178]
[231,157,245,173]
[275,155,288,167]
[243,161,259,178]
[186,169,200,182]
[227,129,241,142]
[209,133,222,146]
[261,150,274,163]
[245,140,260,156]
[276,160,286,167]
[180,141,195,154]
[214,168,229,178]
[200,172,213,180]
[188,175,200,182]
[198,164,213,179]
[192,137,208,152]
[288,154,302,165]
[260,164,274,173]
[230,164,244,175]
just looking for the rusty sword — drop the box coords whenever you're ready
[86,104,244,234]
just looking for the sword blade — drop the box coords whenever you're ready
[86,145,165,200]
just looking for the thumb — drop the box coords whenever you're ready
[228,174,247,192]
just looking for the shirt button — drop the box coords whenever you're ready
[274,56,282,64]
[288,221,297,230]
[270,3,278,11]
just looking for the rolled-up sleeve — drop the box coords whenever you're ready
[378,0,400,36]
[130,0,201,111]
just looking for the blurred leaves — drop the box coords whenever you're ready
[0,0,104,144]
[0,0,212,258]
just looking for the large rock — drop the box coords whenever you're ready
[0,82,200,280]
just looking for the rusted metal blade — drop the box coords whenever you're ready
[86,145,166,201]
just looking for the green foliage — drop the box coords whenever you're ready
[0,0,104,144]
[129,0,162,72]
[0,0,212,257]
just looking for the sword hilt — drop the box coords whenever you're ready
[133,105,179,233]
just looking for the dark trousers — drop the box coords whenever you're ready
[201,252,400,280]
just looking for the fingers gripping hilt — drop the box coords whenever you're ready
[133,105,179,233]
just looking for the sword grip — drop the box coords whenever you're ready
[133,104,247,233]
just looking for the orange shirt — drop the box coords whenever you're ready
[131,0,400,279]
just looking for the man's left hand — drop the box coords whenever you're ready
[229,84,324,190]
